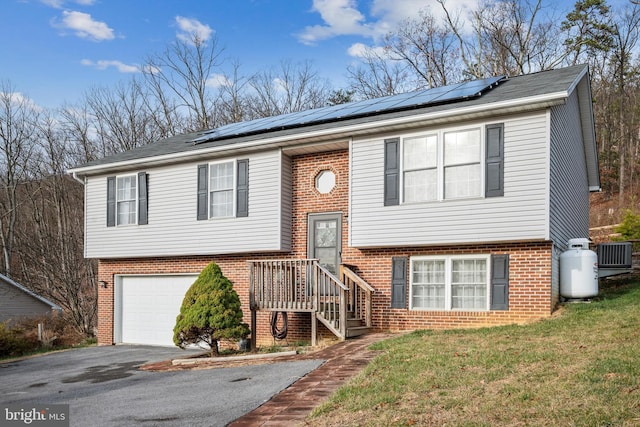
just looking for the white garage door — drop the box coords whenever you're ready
[116,275,197,346]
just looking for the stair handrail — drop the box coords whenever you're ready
[340,265,374,329]
[313,261,348,339]
[341,265,375,292]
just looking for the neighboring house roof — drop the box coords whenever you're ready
[0,273,62,313]
[68,64,599,191]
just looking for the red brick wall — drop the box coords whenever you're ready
[96,149,555,346]
[290,150,554,330]
[97,255,318,346]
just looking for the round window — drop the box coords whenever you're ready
[315,170,336,194]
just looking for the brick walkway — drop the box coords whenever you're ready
[228,333,392,426]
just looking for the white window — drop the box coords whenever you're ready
[402,127,482,203]
[116,175,137,225]
[410,255,490,311]
[209,161,235,218]
[403,135,438,202]
[315,170,336,194]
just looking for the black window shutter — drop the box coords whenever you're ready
[236,159,249,217]
[485,123,504,197]
[106,176,116,227]
[384,138,400,206]
[490,254,509,310]
[197,164,208,220]
[390,256,407,308]
[137,172,148,225]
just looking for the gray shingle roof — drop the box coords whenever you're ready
[70,64,589,172]
[0,273,62,312]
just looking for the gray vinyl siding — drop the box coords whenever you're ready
[350,113,550,247]
[85,150,288,258]
[0,283,55,323]
[280,152,293,251]
[549,91,590,251]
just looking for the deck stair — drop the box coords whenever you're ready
[316,304,371,338]
[248,259,374,345]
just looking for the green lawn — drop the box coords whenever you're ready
[307,277,640,426]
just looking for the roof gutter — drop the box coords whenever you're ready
[71,171,85,185]
[68,91,569,177]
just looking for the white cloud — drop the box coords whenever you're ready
[298,0,479,45]
[40,0,64,7]
[298,0,374,45]
[81,59,140,73]
[0,92,43,112]
[55,10,115,41]
[175,16,213,43]
[142,64,161,74]
[273,77,288,92]
[40,0,97,7]
[206,74,231,88]
[347,42,387,58]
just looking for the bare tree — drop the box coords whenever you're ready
[15,111,97,334]
[59,103,100,163]
[247,60,332,118]
[384,8,462,88]
[0,82,39,277]
[438,0,562,78]
[347,0,563,99]
[347,47,413,99]
[606,3,640,205]
[83,79,163,155]
[214,60,251,125]
[143,34,224,131]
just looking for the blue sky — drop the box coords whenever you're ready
[0,0,621,109]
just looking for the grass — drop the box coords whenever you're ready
[0,337,97,362]
[307,277,640,426]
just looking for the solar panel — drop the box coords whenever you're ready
[191,75,504,144]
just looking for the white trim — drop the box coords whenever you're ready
[399,124,485,205]
[207,158,237,219]
[348,137,354,248]
[544,108,552,240]
[68,93,570,177]
[83,175,88,258]
[277,148,283,250]
[115,173,138,227]
[409,254,491,311]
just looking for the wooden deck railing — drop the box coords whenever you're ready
[248,259,316,311]
[248,259,373,342]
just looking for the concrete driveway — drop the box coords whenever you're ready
[0,345,323,426]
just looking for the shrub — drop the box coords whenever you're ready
[0,314,90,359]
[615,210,640,240]
[173,262,250,356]
[614,210,640,251]
[0,322,38,357]
[15,314,86,347]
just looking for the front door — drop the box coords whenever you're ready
[308,213,342,275]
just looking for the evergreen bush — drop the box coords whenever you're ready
[173,262,250,356]
[615,210,640,251]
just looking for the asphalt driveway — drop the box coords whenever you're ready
[0,345,324,426]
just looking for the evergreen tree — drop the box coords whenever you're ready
[173,262,250,356]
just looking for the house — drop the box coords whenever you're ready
[0,274,62,324]
[68,64,599,347]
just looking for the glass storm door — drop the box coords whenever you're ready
[308,213,342,275]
